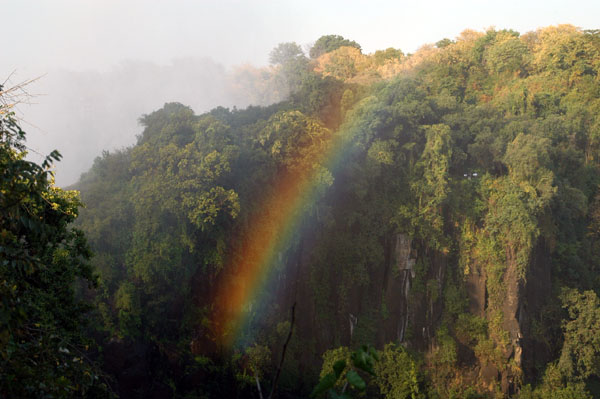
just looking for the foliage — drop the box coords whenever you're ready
[319,346,352,388]
[0,104,110,396]
[310,35,362,59]
[245,344,272,379]
[557,288,600,380]
[67,25,600,398]
[269,42,305,65]
[313,345,378,398]
[374,344,423,399]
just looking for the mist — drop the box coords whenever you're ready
[4,1,598,185]
[16,58,286,185]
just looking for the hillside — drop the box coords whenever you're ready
[69,26,600,397]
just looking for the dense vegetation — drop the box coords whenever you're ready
[3,25,600,398]
[0,93,110,397]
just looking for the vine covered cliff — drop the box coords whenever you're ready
[74,26,600,398]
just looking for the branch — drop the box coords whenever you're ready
[0,73,44,118]
[255,375,264,399]
[268,302,296,399]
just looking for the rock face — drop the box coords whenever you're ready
[500,248,523,396]
[466,260,486,317]
[190,226,552,397]
[460,238,554,396]
[520,241,553,382]
[389,234,415,343]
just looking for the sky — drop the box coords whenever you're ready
[2,0,599,184]
[4,0,599,73]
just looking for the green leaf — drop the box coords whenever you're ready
[345,370,366,391]
[351,347,375,375]
[311,373,337,398]
[368,346,380,361]
[328,389,352,399]
[333,359,346,378]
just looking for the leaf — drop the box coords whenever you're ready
[311,373,337,398]
[328,389,352,399]
[368,346,380,362]
[333,359,346,378]
[345,370,366,391]
[351,347,375,376]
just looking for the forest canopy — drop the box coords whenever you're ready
[3,25,600,398]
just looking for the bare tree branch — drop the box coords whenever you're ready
[0,73,44,117]
[1,73,52,161]
[255,375,265,399]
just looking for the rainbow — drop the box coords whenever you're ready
[210,110,361,348]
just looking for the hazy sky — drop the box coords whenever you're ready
[4,0,599,74]
[2,0,599,184]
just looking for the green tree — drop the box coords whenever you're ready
[0,93,110,397]
[374,344,423,399]
[558,288,600,380]
[269,42,305,65]
[310,35,361,58]
[269,42,312,96]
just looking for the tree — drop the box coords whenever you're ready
[0,85,110,397]
[314,46,372,81]
[269,42,305,65]
[558,288,600,380]
[310,35,361,58]
[374,344,423,399]
[313,345,379,398]
[269,42,311,95]
[372,47,404,65]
